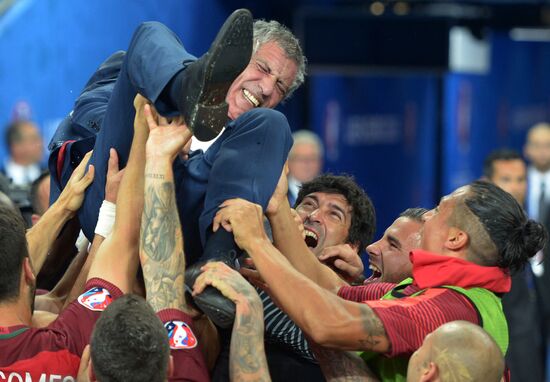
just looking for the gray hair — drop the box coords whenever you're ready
[291,130,324,157]
[253,19,306,99]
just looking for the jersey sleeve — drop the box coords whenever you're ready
[47,277,123,356]
[338,282,396,302]
[156,309,209,382]
[365,288,479,356]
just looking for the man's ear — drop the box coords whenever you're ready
[167,355,174,378]
[419,361,439,382]
[23,257,36,285]
[445,227,468,251]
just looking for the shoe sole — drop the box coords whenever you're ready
[190,9,253,141]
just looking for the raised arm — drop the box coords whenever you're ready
[139,103,192,312]
[215,199,390,352]
[27,151,94,272]
[193,262,271,382]
[86,94,150,292]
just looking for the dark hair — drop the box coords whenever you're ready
[30,171,50,215]
[463,180,547,272]
[296,174,376,251]
[91,294,170,382]
[399,207,428,222]
[483,149,523,179]
[0,204,28,301]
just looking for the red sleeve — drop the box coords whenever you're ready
[338,282,396,302]
[157,309,209,382]
[47,278,123,356]
[365,288,479,357]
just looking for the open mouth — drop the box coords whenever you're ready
[242,89,260,107]
[304,229,319,248]
[365,263,382,283]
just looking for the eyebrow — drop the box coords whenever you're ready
[330,203,347,217]
[387,234,402,249]
[256,58,290,93]
[303,195,318,203]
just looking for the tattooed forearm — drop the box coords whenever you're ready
[145,173,165,180]
[312,345,379,382]
[142,259,185,312]
[140,167,186,311]
[230,299,271,382]
[141,181,177,262]
[357,305,388,352]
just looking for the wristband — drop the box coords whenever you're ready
[94,200,116,238]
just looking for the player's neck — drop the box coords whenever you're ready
[0,299,31,328]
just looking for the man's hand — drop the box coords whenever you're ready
[193,262,261,307]
[57,151,95,214]
[213,198,269,251]
[318,244,365,284]
[144,104,192,161]
[104,148,125,203]
[266,163,289,217]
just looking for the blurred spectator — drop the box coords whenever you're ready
[484,148,543,381]
[406,321,504,382]
[288,130,324,206]
[2,120,44,186]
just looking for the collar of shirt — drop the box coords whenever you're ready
[409,250,511,293]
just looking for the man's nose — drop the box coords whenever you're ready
[307,208,322,221]
[260,74,277,96]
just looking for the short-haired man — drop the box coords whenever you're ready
[48,10,306,325]
[365,208,426,284]
[212,180,547,381]
[484,148,543,382]
[406,321,504,382]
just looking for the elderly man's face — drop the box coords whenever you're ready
[226,41,298,120]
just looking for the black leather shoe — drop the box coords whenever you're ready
[179,9,253,141]
[185,257,239,329]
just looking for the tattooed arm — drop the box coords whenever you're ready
[193,262,271,382]
[214,198,391,352]
[139,103,191,312]
[312,345,379,382]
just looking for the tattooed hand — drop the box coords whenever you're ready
[192,262,261,308]
[194,261,270,382]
